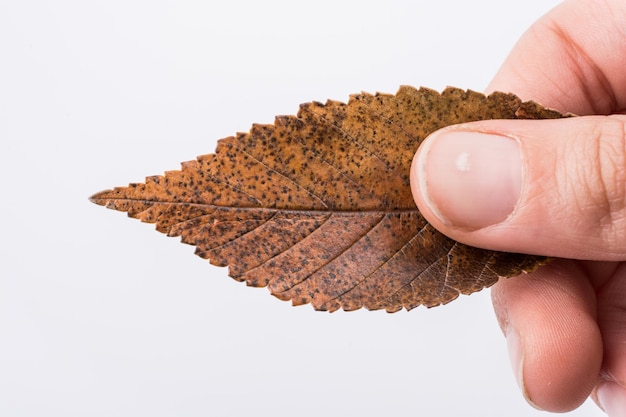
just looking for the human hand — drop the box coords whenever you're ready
[410,0,626,414]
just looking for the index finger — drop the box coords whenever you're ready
[487,0,626,115]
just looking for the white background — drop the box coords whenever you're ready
[0,1,605,416]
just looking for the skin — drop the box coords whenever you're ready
[411,0,626,413]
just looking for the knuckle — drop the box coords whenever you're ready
[583,116,626,239]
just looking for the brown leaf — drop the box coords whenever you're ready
[90,86,565,312]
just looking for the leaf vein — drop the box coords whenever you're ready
[272,213,385,294]
[302,102,411,187]
[239,146,329,209]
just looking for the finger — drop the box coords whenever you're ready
[594,263,626,413]
[410,115,626,260]
[596,381,626,417]
[491,259,602,412]
[487,0,626,115]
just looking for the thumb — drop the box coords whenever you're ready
[410,115,626,261]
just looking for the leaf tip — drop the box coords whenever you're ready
[88,190,111,206]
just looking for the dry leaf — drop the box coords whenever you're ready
[90,86,565,312]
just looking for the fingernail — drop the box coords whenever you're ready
[415,130,522,230]
[597,382,626,417]
[505,328,535,408]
